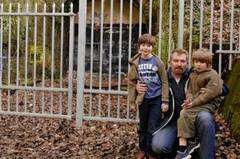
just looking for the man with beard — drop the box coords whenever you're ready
[136,48,218,159]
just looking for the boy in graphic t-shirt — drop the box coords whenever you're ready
[128,33,169,159]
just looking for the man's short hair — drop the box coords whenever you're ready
[170,48,188,61]
[138,33,155,47]
[192,48,213,66]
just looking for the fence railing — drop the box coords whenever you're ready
[76,0,240,127]
[0,3,75,119]
[1,1,240,128]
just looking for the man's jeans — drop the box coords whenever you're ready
[151,111,215,159]
[151,120,177,156]
[138,96,162,156]
[196,111,215,159]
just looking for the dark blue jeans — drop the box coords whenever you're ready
[152,120,177,158]
[195,111,215,159]
[151,111,215,159]
[138,96,162,156]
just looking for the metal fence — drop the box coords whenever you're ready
[182,0,240,76]
[76,0,240,127]
[0,3,75,119]
[1,0,240,127]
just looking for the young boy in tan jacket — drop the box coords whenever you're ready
[175,48,223,159]
[128,34,169,159]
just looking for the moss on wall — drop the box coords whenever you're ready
[222,58,240,141]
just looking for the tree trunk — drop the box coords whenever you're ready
[222,57,240,141]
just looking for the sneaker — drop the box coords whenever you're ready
[175,142,200,159]
[175,150,190,159]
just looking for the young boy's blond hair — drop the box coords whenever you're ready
[192,48,213,67]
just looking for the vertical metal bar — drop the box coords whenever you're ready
[33,3,38,113]
[108,0,113,118]
[41,3,46,113]
[189,0,193,66]
[7,3,12,111]
[178,0,185,48]
[158,0,163,57]
[127,0,133,119]
[0,3,3,110]
[89,0,95,116]
[117,0,123,119]
[76,0,87,127]
[59,3,64,114]
[209,0,214,52]
[50,3,56,114]
[98,0,104,116]
[199,0,204,48]
[229,0,234,70]
[149,0,153,34]
[137,0,142,120]
[16,3,20,112]
[168,0,173,62]
[219,0,224,76]
[139,0,142,37]
[128,0,133,72]
[239,13,240,52]
[68,3,74,117]
[24,3,29,112]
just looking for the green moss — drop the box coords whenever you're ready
[222,58,240,141]
[153,32,170,65]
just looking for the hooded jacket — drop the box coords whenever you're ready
[128,53,169,108]
[186,68,223,107]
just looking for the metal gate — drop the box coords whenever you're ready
[0,3,75,119]
[76,0,240,127]
[1,1,240,127]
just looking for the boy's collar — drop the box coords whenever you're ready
[140,54,153,59]
[193,67,212,73]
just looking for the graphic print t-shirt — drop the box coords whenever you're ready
[138,56,162,99]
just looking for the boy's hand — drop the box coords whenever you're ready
[181,99,192,109]
[161,103,169,112]
[200,88,207,94]
[136,81,147,94]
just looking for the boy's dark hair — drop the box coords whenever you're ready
[192,48,213,66]
[138,33,155,47]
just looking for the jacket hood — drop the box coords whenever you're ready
[128,53,141,66]
[193,67,212,74]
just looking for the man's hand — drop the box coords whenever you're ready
[161,102,169,112]
[181,99,192,109]
[136,81,147,94]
